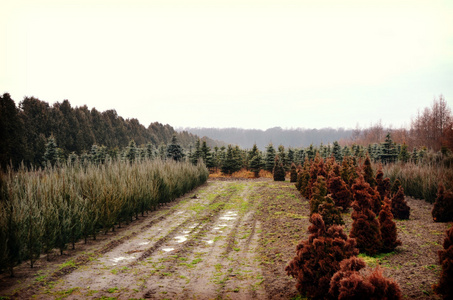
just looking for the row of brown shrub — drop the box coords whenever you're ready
[286,214,402,299]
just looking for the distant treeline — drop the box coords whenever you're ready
[183,95,453,153]
[0,94,220,169]
[181,127,354,150]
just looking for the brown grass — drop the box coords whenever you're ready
[209,168,274,179]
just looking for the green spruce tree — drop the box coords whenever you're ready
[264,143,276,172]
[166,135,185,162]
[43,136,59,166]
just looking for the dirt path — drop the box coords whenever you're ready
[0,179,448,299]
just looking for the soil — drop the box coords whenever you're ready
[0,178,449,299]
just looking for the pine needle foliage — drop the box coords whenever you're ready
[285,214,358,300]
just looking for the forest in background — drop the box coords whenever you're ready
[180,126,353,150]
[0,94,223,169]
[182,95,452,152]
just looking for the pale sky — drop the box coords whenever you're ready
[1,0,453,130]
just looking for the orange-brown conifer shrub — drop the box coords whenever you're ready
[369,185,383,216]
[391,186,410,220]
[318,195,344,228]
[327,171,352,211]
[432,183,453,222]
[390,178,402,196]
[376,168,391,200]
[286,214,358,300]
[379,198,401,253]
[363,155,376,187]
[433,226,453,299]
[329,257,402,300]
[310,176,328,215]
[307,155,322,199]
[350,176,382,256]
[290,163,298,183]
[341,156,359,188]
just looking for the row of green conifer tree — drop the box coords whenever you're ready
[0,159,208,276]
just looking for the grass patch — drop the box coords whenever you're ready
[59,260,76,270]
[106,287,119,293]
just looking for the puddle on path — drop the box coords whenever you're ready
[219,211,238,221]
[175,235,188,243]
[162,248,175,252]
[111,256,135,265]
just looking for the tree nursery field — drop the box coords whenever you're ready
[0,178,447,300]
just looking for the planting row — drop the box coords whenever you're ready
[0,159,209,276]
[286,154,453,299]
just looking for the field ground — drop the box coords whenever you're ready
[0,178,448,299]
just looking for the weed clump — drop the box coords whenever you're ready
[433,226,453,300]
[286,213,358,299]
[391,186,410,220]
[432,183,453,222]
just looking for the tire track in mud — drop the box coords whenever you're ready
[6,180,274,300]
[13,181,227,299]
[6,183,211,299]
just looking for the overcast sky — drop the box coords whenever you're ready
[2,0,453,130]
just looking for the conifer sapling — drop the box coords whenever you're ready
[286,213,358,299]
[349,176,382,256]
[379,197,401,253]
[391,186,410,220]
[432,183,453,222]
[433,226,453,299]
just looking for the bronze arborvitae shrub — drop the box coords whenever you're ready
[350,176,382,256]
[329,257,402,300]
[432,183,453,222]
[363,155,376,187]
[433,226,453,299]
[390,179,402,196]
[273,155,286,181]
[286,213,358,300]
[379,197,401,253]
[327,170,352,212]
[376,168,391,201]
[391,186,410,220]
[368,184,382,216]
[290,163,298,183]
[310,176,328,215]
[318,195,344,228]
